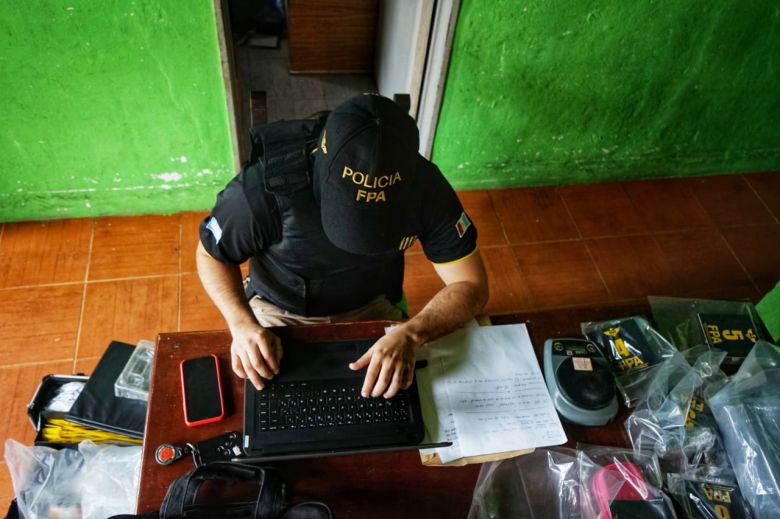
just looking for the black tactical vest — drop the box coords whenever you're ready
[241,119,404,316]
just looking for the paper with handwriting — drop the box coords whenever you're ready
[416,324,567,463]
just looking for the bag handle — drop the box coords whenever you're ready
[159,462,286,519]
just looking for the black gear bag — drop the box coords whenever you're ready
[110,462,331,519]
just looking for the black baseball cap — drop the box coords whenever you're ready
[313,94,420,255]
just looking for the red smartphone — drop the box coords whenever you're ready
[180,354,225,427]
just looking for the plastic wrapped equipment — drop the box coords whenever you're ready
[624,352,699,474]
[625,348,731,474]
[468,448,582,519]
[709,341,780,518]
[577,445,677,519]
[114,339,155,401]
[683,349,731,469]
[4,439,142,519]
[667,468,754,519]
[4,439,84,518]
[649,296,767,365]
[582,316,678,407]
[469,446,678,519]
[80,440,142,519]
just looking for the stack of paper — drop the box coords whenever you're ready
[414,324,567,465]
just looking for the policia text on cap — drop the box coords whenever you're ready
[196,94,489,399]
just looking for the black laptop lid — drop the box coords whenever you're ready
[243,338,425,459]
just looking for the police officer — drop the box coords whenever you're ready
[197,94,488,399]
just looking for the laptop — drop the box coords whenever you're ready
[242,337,428,461]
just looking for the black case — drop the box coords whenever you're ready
[66,341,147,439]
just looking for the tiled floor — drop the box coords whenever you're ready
[237,38,377,121]
[0,172,778,504]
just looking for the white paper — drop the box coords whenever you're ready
[415,354,462,460]
[417,324,567,463]
[386,323,463,458]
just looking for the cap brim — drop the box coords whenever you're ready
[320,195,408,255]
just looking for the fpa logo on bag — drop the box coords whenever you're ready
[600,325,649,372]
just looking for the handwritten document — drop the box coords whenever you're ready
[416,324,567,464]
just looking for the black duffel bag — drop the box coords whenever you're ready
[111,462,330,519]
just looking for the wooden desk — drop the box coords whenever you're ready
[138,304,647,515]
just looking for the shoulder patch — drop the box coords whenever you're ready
[455,212,471,238]
[206,216,223,243]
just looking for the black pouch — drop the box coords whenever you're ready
[667,472,754,519]
[111,462,330,519]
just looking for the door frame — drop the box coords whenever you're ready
[416,0,461,159]
[213,0,244,170]
[212,0,461,165]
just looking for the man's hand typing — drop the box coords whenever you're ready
[349,329,418,399]
[229,321,282,391]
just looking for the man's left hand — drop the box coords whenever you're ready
[349,331,418,399]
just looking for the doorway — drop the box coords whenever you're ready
[213,0,459,167]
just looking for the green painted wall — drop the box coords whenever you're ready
[433,1,780,189]
[0,1,234,222]
[5,1,777,220]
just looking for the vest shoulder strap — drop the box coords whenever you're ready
[248,118,324,195]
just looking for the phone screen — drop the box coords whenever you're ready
[180,355,224,425]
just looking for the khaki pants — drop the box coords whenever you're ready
[248,294,404,328]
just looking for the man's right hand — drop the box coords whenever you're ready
[229,322,283,390]
[196,243,283,389]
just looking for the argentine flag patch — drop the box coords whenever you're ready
[455,212,471,238]
[206,216,223,244]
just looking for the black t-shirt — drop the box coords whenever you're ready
[199,155,478,311]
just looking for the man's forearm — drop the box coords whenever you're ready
[396,280,488,348]
[195,244,257,330]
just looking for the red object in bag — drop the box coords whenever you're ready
[591,461,653,518]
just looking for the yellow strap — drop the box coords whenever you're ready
[41,418,142,445]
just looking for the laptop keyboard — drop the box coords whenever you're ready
[256,381,411,431]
